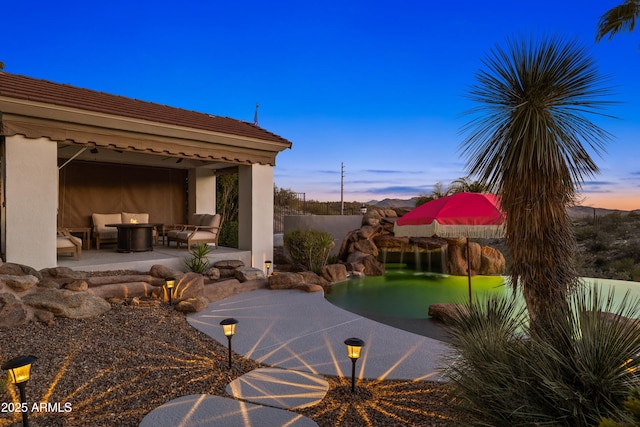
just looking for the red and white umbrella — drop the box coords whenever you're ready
[393,192,505,304]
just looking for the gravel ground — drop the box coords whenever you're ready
[0,274,464,427]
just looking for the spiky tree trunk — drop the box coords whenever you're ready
[460,36,613,333]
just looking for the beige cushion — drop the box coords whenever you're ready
[92,213,122,233]
[200,214,221,228]
[122,212,149,224]
[57,235,81,248]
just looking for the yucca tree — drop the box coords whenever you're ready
[460,36,614,331]
[596,0,640,45]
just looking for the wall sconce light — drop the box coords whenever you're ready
[264,260,272,277]
[344,337,365,393]
[220,318,239,369]
[359,204,367,215]
[165,277,175,305]
[2,355,37,427]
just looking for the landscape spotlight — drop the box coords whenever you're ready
[220,318,239,368]
[359,204,367,215]
[344,337,365,393]
[2,355,37,427]
[165,277,176,305]
[265,260,272,276]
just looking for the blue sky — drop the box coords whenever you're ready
[3,1,639,209]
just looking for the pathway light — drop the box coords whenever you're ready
[2,355,37,427]
[165,277,176,305]
[220,318,239,368]
[344,337,365,392]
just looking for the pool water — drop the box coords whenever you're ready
[326,267,640,320]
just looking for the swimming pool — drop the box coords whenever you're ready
[325,268,640,320]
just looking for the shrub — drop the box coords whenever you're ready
[445,286,640,426]
[184,244,211,273]
[284,228,334,273]
[218,220,238,248]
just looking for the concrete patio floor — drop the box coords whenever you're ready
[56,244,251,272]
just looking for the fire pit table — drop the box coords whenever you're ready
[106,223,156,252]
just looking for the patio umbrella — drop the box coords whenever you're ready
[393,192,505,304]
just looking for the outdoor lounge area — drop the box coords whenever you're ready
[0,72,292,271]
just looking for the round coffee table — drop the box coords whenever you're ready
[106,223,155,252]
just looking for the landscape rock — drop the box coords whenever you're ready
[149,264,183,279]
[33,308,55,324]
[346,253,385,276]
[90,282,156,299]
[320,264,348,283]
[40,267,85,279]
[480,246,506,275]
[172,272,204,302]
[203,279,266,302]
[428,303,468,323]
[64,280,89,292]
[268,272,304,290]
[1,274,39,292]
[296,283,324,293]
[299,271,329,287]
[38,279,63,289]
[235,267,265,282]
[214,259,245,269]
[174,296,208,313]
[0,263,43,280]
[204,267,220,281]
[0,293,29,328]
[22,289,111,319]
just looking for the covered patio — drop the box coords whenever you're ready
[0,72,292,270]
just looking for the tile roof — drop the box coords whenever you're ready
[0,72,292,147]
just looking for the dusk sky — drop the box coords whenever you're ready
[3,1,639,210]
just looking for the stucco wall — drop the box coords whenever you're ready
[5,135,58,269]
[238,164,274,268]
[284,215,363,255]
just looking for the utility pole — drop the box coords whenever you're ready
[340,162,345,215]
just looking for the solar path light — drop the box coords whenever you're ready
[2,355,37,427]
[220,318,239,368]
[165,277,176,305]
[264,260,272,277]
[344,337,365,392]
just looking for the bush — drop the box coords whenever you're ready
[218,221,238,248]
[284,228,334,273]
[184,244,211,273]
[445,287,640,426]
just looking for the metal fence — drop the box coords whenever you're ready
[274,192,362,232]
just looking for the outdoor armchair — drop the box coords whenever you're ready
[166,213,222,250]
[57,228,82,260]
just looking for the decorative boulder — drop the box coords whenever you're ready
[0,293,29,328]
[320,264,348,283]
[64,280,89,292]
[149,264,183,280]
[268,272,304,290]
[204,267,221,281]
[174,296,209,313]
[22,289,111,319]
[235,268,265,282]
[172,272,204,302]
[0,263,43,280]
[480,246,506,275]
[428,303,468,323]
[1,274,39,293]
[299,271,329,287]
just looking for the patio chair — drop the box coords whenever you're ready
[92,213,121,250]
[57,228,82,260]
[166,213,222,250]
